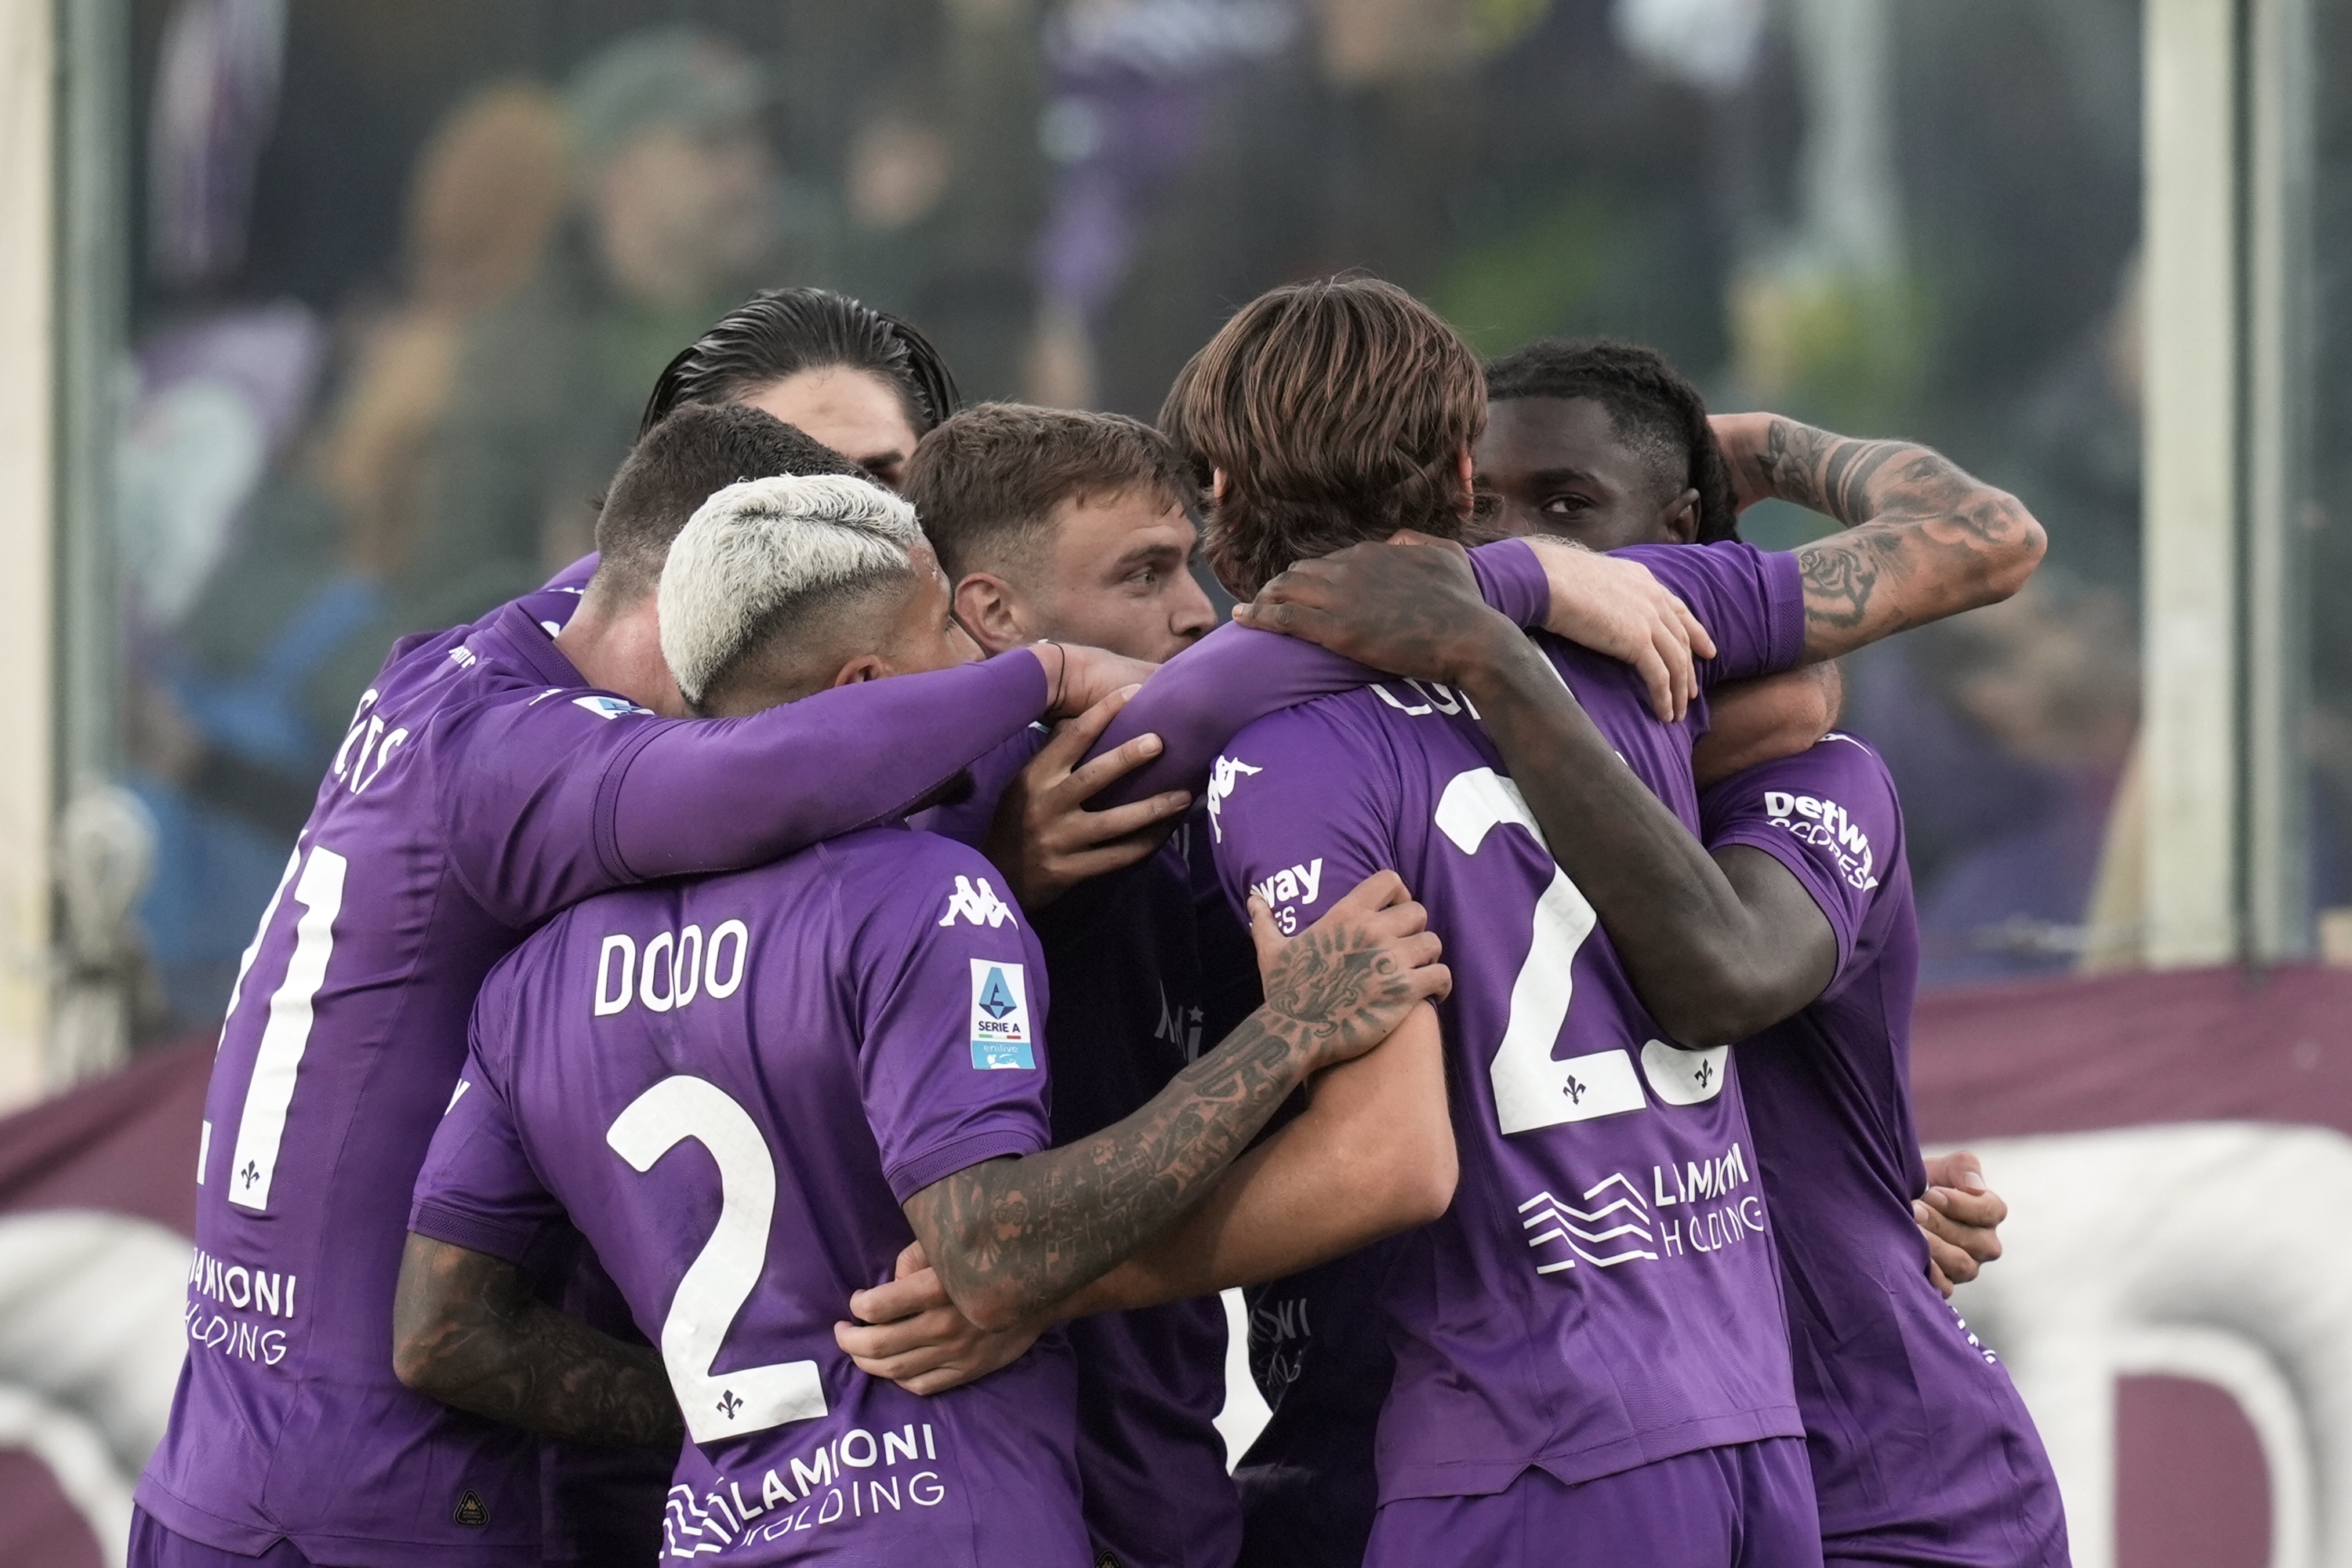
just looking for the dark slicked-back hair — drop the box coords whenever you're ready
[1485,336,1740,543]
[906,403,1192,583]
[639,287,960,439]
[593,402,861,603]
[1167,276,1485,599]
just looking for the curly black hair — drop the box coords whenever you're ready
[1483,336,1739,543]
[640,287,960,440]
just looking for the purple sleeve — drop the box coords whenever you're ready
[446,652,1052,925]
[1698,734,1900,985]
[605,651,1052,880]
[1087,538,1547,809]
[907,726,1051,848]
[1466,536,1552,626]
[1207,705,1399,941]
[1614,541,1805,685]
[408,1041,562,1265]
[855,840,1056,1202]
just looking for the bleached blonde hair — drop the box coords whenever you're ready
[659,473,926,710]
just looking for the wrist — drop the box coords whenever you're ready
[1248,1003,1327,1082]
[1452,622,1556,707]
[1431,611,1526,689]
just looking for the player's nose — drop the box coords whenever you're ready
[1170,570,1217,644]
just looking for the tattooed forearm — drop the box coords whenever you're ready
[1736,416,2046,660]
[392,1233,682,1449]
[906,906,1432,1330]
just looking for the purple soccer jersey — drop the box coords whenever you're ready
[411,826,1090,1566]
[138,592,1059,1565]
[1700,737,2069,1566]
[1207,543,1810,1518]
[1090,537,1556,805]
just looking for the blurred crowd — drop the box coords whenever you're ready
[114,0,2170,1031]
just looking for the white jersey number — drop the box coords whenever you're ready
[1434,769,1643,1134]
[225,844,347,1211]
[607,1075,829,1444]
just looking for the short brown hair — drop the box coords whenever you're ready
[1164,277,1485,598]
[906,402,1193,583]
[593,403,861,601]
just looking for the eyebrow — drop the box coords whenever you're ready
[1515,466,1606,489]
[856,449,907,474]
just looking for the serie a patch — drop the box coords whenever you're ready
[969,959,1036,1069]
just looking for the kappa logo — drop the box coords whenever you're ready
[969,960,1036,1069]
[574,693,655,720]
[938,875,1015,928]
[452,1489,489,1528]
[1205,756,1262,843]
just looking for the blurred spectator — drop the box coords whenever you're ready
[1846,577,2140,986]
[402,28,803,629]
[125,80,569,1029]
[1022,0,1297,407]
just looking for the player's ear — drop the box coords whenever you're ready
[952,572,1030,658]
[1661,488,1701,545]
[829,652,890,688]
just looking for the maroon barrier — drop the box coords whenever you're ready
[0,1040,209,1568]
[1911,964,2350,1568]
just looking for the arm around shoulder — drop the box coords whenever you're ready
[1072,1001,1454,1313]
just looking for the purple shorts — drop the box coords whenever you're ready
[129,1510,321,1568]
[1364,1438,1824,1568]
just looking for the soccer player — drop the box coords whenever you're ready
[1180,280,2042,1566]
[130,405,1156,1568]
[895,405,1250,1568]
[392,472,1453,1565]
[1240,540,2067,1566]
[1230,336,2063,1565]
[639,285,961,491]
[1471,335,2008,1281]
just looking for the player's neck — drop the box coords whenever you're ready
[552,595,688,717]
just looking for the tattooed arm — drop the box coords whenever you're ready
[902,871,1450,1332]
[391,1233,682,1447]
[1712,412,2045,659]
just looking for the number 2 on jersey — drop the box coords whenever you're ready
[608,1075,829,1445]
[1436,768,1642,1134]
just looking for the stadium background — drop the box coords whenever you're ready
[0,0,2336,1563]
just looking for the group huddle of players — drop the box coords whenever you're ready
[134,275,2073,1568]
